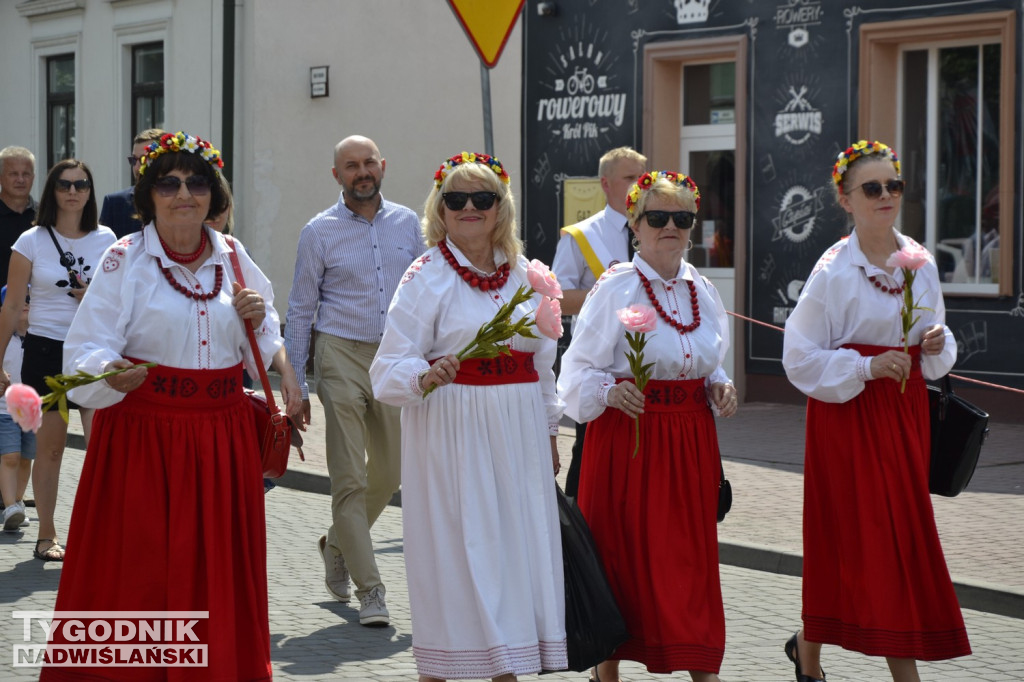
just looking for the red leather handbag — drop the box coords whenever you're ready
[227,238,302,478]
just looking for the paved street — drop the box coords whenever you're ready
[1,396,1021,680]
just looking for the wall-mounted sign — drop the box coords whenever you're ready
[310,66,329,98]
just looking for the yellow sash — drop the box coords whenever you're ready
[561,224,605,281]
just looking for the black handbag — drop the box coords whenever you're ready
[717,463,732,522]
[555,486,629,672]
[927,375,989,497]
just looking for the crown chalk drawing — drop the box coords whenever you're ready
[675,0,710,24]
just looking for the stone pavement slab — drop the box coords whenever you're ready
[1,450,1022,680]
[281,391,1024,617]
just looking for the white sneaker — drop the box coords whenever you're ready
[16,500,28,526]
[3,502,25,532]
[358,585,390,627]
[317,535,351,601]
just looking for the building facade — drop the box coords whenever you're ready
[0,0,523,310]
[522,0,1023,418]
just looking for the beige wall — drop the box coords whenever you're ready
[0,0,524,314]
[232,0,524,310]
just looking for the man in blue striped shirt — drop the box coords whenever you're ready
[285,135,424,627]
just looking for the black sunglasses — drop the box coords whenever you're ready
[851,179,905,199]
[55,179,91,192]
[126,155,143,167]
[641,210,696,229]
[442,191,499,211]
[153,175,213,198]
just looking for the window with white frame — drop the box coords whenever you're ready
[861,11,1013,297]
[131,42,164,134]
[46,53,75,169]
[899,42,1001,292]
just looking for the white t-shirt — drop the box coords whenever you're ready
[12,225,117,340]
[0,337,25,411]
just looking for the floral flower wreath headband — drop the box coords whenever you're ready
[625,171,701,217]
[434,151,510,189]
[832,140,900,187]
[138,131,225,177]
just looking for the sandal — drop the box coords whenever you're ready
[785,632,826,682]
[33,539,65,562]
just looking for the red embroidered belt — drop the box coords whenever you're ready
[125,358,245,407]
[433,349,538,386]
[841,343,923,380]
[616,377,709,413]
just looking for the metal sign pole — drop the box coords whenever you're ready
[480,60,494,156]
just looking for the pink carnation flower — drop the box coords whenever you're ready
[617,304,658,334]
[526,259,563,299]
[535,297,563,339]
[6,383,42,433]
[885,244,931,271]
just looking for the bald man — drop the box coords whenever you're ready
[285,135,424,626]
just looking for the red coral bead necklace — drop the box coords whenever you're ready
[636,268,701,334]
[160,263,224,301]
[439,239,510,291]
[159,228,208,264]
[867,273,904,296]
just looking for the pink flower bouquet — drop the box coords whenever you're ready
[885,244,933,393]
[422,261,563,397]
[617,303,657,457]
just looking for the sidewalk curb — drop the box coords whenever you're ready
[717,539,1024,621]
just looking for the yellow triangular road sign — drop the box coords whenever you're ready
[447,0,525,68]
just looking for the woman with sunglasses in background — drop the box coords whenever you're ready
[558,171,737,682]
[0,159,115,562]
[371,152,567,681]
[38,132,298,681]
[781,141,968,682]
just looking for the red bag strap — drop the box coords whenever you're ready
[225,236,279,414]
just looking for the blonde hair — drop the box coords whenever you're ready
[627,177,698,228]
[598,146,647,179]
[422,162,522,261]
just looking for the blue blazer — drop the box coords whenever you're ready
[99,187,143,238]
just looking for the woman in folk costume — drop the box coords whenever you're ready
[558,171,738,682]
[41,132,300,681]
[370,152,567,681]
[782,141,969,682]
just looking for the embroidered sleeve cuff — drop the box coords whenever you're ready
[548,422,560,437]
[410,370,428,397]
[856,355,874,383]
[598,381,613,407]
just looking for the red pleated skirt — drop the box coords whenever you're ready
[802,344,970,660]
[577,378,724,674]
[41,363,272,681]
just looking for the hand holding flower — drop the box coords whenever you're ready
[5,361,156,430]
[884,243,933,393]
[616,303,657,456]
[421,261,564,398]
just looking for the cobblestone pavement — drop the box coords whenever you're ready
[3,395,1021,680]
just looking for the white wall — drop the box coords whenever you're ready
[233,0,524,310]
[0,0,524,313]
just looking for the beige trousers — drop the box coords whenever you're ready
[315,333,402,599]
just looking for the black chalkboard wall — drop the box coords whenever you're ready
[521,0,1024,391]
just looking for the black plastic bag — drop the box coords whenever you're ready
[556,486,629,672]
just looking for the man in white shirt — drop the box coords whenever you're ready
[551,146,646,497]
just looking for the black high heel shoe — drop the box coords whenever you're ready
[784,632,827,682]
